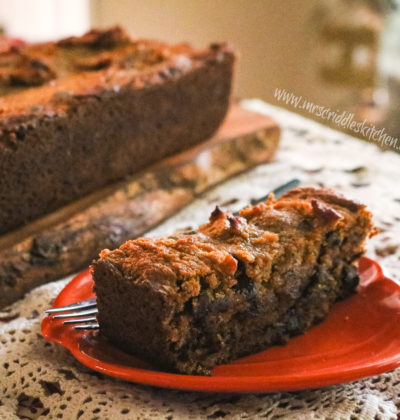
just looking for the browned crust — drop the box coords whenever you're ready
[0,26,234,130]
[96,187,373,294]
[281,187,364,213]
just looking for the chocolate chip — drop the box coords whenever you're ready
[285,308,301,334]
[298,219,314,232]
[233,260,257,300]
[340,265,359,298]
[326,231,341,246]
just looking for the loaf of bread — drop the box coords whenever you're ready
[0,27,235,234]
[92,188,374,375]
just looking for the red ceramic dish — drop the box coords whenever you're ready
[41,257,400,393]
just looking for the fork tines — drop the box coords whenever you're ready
[74,323,100,330]
[53,308,98,319]
[45,298,97,314]
[63,317,97,324]
[46,298,99,330]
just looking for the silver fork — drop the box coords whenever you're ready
[44,178,300,329]
[45,298,99,330]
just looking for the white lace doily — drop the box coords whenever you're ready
[1,99,399,420]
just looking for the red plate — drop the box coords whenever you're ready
[41,257,400,392]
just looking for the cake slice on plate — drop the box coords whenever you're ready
[91,188,374,375]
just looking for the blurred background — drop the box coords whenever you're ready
[0,0,399,147]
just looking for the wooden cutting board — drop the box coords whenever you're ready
[0,105,280,308]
